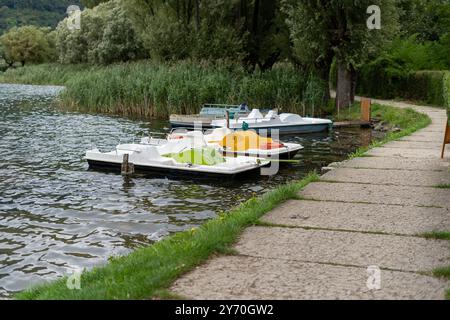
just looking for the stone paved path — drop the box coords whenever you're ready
[171,99,450,300]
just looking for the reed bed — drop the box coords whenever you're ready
[0,61,321,119]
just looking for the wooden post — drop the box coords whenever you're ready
[442,119,450,159]
[121,154,134,175]
[226,110,230,129]
[361,98,371,122]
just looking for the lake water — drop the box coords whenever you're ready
[0,84,378,297]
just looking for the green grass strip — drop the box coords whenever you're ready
[421,231,450,241]
[432,266,450,300]
[16,173,319,300]
[433,266,450,279]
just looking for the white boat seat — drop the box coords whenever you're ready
[265,110,278,119]
[137,146,174,165]
[206,128,232,142]
[247,109,264,119]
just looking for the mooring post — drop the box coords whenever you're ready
[226,110,230,129]
[121,153,134,175]
[361,98,371,123]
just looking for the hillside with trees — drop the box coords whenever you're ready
[0,0,82,34]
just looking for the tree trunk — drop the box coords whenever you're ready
[336,60,352,110]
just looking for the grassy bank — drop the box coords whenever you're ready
[331,101,431,159]
[333,103,431,158]
[0,61,327,119]
[16,102,432,300]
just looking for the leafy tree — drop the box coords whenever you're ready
[0,25,56,66]
[285,0,399,109]
[56,0,145,64]
[0,43,15,67]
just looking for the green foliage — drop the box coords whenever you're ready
[398,0,450,42]
[302,72,329,116]
[389,36,450,70]
[405,71,446,106]
[56,0,145,65]
[357,56,405,98]
[443,73,450,124]
[125,0,290,68]
[358,59,448,107]
[0,26,56,66]
[81,0,109,8]
[15,172,319,299]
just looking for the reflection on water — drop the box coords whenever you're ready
[0,84,380,297]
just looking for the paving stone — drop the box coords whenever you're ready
[235,227,449,272]
[404,131,446,138]
[367,147,448,159]
[171,256,449,300]
[300,182,450,208]
[333,157,449,171]
[418,129,448,133]
[322,167,450,186]
[261,200,450,235]
[400,136,446,142]
[383,141,444,149]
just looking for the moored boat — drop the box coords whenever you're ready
[85,139,270,179]
[170,103,251,128]
[211,109,332,135]
[144,128,303,160]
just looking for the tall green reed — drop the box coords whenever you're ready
[0,60,328,119]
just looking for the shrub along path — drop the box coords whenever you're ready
[171,99,450,299]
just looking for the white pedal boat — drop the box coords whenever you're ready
[211,109,332,135]
[151,128,303,160]
[85,139,270,179]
